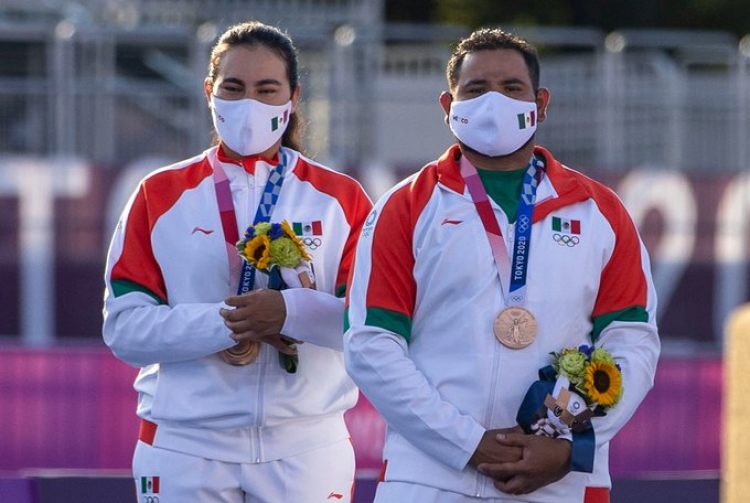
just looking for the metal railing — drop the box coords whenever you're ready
[0,6,748,173]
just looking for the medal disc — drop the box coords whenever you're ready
[494,307,538,349]
[219,340,260,366]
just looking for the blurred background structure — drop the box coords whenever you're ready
[1,0,748,502]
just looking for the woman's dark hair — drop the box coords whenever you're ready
[207,21,305,152]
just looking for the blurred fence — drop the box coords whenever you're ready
[0,2,749,172]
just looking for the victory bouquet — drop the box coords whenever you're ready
[220,220,315,372]
[516,345,623,439]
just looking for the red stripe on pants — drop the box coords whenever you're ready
[138,419,157,445]
[584,487,609,503]
[377,460,388,483]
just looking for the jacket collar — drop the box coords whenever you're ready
[216,143,280,175]
[436,144,592,222]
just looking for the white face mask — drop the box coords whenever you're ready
[210,95,293,156]
[448,91,538,157]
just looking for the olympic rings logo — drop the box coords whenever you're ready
[302,237,322,250]
[553,233,580,247]
[516,214,530,233]
[362,210,377,238]
[142,497,159,503]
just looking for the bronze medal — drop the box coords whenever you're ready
[219,340,260,366]
[494,306,537,349]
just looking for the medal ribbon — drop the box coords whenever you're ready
[212,149,287,294]
[459,153,544,306]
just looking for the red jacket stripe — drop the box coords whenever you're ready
[292,161,372,295]
[111,160,212,302]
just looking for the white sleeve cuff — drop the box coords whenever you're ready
[280,288,346,351]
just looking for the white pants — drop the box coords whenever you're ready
[132,438,355,503]
[374,481,608,503]
[375,482,502,503]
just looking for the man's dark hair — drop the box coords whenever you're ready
[446,28,541,92]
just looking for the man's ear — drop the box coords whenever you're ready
[536,87,551,122]
[439,91,453,124]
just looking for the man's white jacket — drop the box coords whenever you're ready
[344,145,660,502]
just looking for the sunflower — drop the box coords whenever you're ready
[583,361,623,407]
[242,234,271,270]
